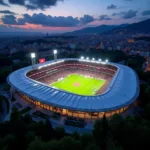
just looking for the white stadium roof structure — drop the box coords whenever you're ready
[8,58,139,112]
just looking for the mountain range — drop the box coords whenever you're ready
[64,19,150,35]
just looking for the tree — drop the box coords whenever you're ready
[23,114,32,124]
[93,115,109,149]
[10,107,21,122]
[55,127,65,139]
[46,140,60,150]
[86,143,99,150]
[144,103,150,120]
[109,114,125,140]
[0,134,16,150]
[140,87,150,107]
[27,137,45,150]
[0,67,11,82]
[72,131,80,140]
[0,96,3,115]
[25,131,36,145]
[81,133,93,150]
[59,136,81,150]
[106,137,124,150]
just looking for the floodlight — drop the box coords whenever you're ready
[53,49,57,54]
[105,59,108,63]
[92,58,95,61]
[81,56,84,59]
[99,59,102,62]
[86,57,89,60]
[31,53,35,58]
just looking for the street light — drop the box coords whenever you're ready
[86,57,89,60]
[92,58,95,61]
[53,49,57,61]
[30,53,36,68]
[105,59,108,63]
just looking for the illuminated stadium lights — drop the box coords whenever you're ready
[53,49,57,54]
[81,56,84,60]
[79,56,106,64]
[31,53,35,58]
[105,59,108,63]
[31,53,36,68]
[53,49,57,61]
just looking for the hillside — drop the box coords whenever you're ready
[64,19,150,35]
[125,19,150,33]
[104,19,150,34]
[64,25,121,35]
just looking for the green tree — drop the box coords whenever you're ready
[59,136,81,150]
[81,133,93,150]
[0,134,16,150]
[72,131,80,140]
[93,115,109,149]
[144,103,150,120]
[46,140,60,150]
[27,137,45,150]
[55,127,65,139]
[0,96,3,115]
[86,143,99,150]
[10,107,21,122]
[109,114,124,140]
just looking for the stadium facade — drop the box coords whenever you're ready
[8,58,139,119]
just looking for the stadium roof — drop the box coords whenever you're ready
[8,58,139,112]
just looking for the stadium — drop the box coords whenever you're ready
[8,57,139,120]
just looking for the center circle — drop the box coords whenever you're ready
[73,82,80,86]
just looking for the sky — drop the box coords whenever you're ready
[0,0,150,33]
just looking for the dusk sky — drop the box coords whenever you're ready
[0,0,150,33]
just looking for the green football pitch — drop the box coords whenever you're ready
[51,74,105,96]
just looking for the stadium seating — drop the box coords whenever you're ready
[27,60,117,94]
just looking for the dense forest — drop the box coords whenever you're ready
[1,93,150,150]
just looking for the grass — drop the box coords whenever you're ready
[51,73,105,96]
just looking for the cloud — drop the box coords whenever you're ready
[23,13,80,27]
[122,10,137,19]
[8,0,25,5]
[107,4,117,10]
[1,13,96,27]
[26,0,63,10]
[141,10,150,16]
[1,15,17,25]
[17,17,27,25]
[0,0,9,6]
[112,12,124,16]
[99,15,112,20]
[5,0,64,10]
[0,10,16,14]
[1,15,25,25]
[79,15,95,24]
[112,10,138,19]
